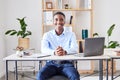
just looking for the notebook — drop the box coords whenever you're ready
[75,37,105,57]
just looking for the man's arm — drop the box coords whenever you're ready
[65,33,78,54]
[41,33,54,55]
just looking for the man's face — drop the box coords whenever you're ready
[53,14,65,30]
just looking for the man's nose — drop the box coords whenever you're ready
[57,20,62,24]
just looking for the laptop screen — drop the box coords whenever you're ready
[84,37,105,57]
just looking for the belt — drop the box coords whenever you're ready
[47,60,73,64]
[59,60,73,64]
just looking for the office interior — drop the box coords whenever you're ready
[1,0,120,79]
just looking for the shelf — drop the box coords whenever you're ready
[42,0,94,74]
[43,9,92,11]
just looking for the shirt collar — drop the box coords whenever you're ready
[52,29,65,36]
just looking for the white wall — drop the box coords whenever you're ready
[94,0,120,44]
[4,0,42,54]
[0,30,5,78]
[94,0,120,70]
[0,0,6,78]
[4,0,120,54]
[1,0,42,78]
[1,0,120,77]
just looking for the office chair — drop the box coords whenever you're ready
[47,75,68,80]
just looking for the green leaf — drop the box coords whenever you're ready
[5,17,32,38]
[104,45,107,48]
[5,30,17,35]
[10,31,17,35]
[108,41,120,48]
[93,33,99,37]
[17,17,27,32]
[17,31,22,36]
[107,24,115,37]
[5,30,13,35]
[27,31,32,35]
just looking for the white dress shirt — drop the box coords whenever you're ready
[41,28,78,55]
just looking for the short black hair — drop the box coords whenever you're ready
[53,12,65,18]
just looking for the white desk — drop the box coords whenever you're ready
[3,54,110,80]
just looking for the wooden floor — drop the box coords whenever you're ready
[1,71,120,80]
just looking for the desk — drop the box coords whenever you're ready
[3,54,110,80]
[108,55,120,80]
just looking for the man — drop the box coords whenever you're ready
[37,12,80,80]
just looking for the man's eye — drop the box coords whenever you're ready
[55,19,58,21]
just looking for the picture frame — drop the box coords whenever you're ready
[46,2,53,9]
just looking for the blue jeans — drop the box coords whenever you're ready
[36,61,80,80]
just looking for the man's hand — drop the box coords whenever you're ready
[54,46,67,56]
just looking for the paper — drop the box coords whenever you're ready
[23,53,51,58]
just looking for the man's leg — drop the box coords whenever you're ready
[62,64,80,80]
[36,64,58,80]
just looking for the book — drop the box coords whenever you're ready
[58,0,63,9]
[69,16,73,24]
[79,41,83,53]
[44,11,53,25]
[84,0,91,9]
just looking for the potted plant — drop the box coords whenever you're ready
[93,24,120,48]
[5,17,32,49]
[93,24,119,74]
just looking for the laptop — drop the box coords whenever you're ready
[75,37,105,57]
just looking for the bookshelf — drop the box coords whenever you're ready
[42,0,94,74]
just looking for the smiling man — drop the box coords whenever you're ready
[37,12,80,80]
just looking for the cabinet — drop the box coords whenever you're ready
[42,0,94,74]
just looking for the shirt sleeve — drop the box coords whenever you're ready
[65,32,78,54]
[41,33,55,55]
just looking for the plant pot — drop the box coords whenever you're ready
[104,48,118,56]
[18,37,29,49]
